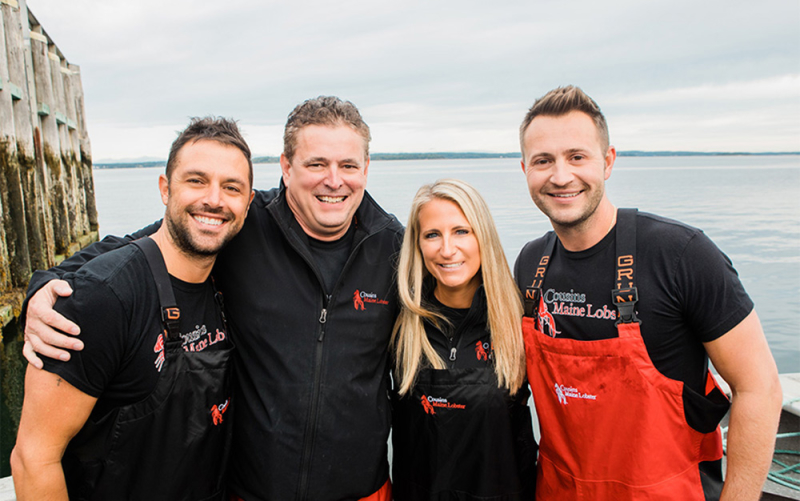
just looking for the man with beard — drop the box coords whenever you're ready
[20,97,402,501]
[11,117,255,500]
[515,86,782,500]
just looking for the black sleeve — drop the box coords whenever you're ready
[40,275,129,397]
[675,231,754,343]
[21,221,162,327]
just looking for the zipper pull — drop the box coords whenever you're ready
[449,347,457,361]
[319,308,327,324]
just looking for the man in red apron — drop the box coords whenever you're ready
[514,86,782,500]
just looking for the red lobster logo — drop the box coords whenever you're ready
[537,300,560,337]
[353,290,365,310]
[153,333,165,372]
[210,399,230,426]
[421,396,436,415]
[475,341,488,361]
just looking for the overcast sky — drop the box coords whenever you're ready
[25,0,800,161]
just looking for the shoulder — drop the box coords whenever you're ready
[252,186,281,208]
[69,243,147,288]
[362,191,405,235]
[636,211,702,243]
[518,231,556,259]
[514,231,555,280]
[635,211,726,265]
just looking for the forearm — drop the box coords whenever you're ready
[11,450,69,501]
[720,383,782,500]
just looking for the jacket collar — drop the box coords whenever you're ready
[268,180,396,241]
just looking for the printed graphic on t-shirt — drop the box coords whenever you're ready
[154,333,165,372]
[180,324,226,352]
[542,288,617,323]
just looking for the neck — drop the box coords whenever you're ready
[151,226,216,283]
[554,199,617,252]
[434,282,478,309]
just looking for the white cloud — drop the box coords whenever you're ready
[26,0,800,157]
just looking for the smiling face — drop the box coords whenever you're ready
[521,111,615,233]
[281,124,369,241]
[418,198,482,308]
[160,139,254,257]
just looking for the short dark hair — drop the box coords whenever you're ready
[283,96,370,162]
[166,117,253,187]
[519,86,609,155]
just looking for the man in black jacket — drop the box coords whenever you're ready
[22,97,404,501]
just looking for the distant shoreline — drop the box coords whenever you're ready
[94,150,800,169]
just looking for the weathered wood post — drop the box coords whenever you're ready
[69,64,96,233]
[2,0,47,273]
[29,23,69,254]
[1,0,98,482]
[0,1,31,288]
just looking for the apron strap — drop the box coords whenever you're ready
[211,276,229,333]
[612,208,640,325]
[132,237,182,340]
[523,232,557,317]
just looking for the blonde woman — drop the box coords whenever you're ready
[391,179,537,500]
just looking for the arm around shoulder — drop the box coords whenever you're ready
[703,310,782,500]
[21,223,161,368]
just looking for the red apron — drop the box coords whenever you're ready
[522,209,728,500]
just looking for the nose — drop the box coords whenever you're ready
[440,235,457,258]
[323,166,342,189]
[549,157,574,187]
[205,183,223,207]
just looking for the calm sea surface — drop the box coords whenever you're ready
[93,155,800,373]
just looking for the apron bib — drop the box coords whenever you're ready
[63,237,234,501]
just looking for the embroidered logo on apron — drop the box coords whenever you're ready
[554,383,597,405]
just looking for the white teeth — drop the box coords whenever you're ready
[553,193,579,198]
[440,263,462,269]
[194,215,223,226]
[318,196,345,203]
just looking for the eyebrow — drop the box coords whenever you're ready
[302,157,363,166]
[183,170,247,185]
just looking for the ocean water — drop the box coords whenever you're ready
[93,155,800,372]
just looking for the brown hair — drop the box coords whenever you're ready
[519,86,609,155]
[283,96,371,162]
[166,116,253,187]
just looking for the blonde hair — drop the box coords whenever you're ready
[392,179,526,395]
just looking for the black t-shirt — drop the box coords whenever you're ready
[42,244,230,418]
[514,211,753,394]
[307,223,357,294]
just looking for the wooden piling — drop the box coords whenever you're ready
[0,0,98,478]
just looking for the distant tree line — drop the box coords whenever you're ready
[93,151,799,169]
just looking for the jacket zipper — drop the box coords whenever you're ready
[297,294,330,500]
[297,230,374,500]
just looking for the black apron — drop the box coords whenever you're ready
[392,367,537,500]
[62,237,235,500]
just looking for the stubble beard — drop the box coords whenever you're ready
[165,204,235,258]
[533,183,605,232]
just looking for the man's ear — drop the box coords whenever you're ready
[280,153,291,186]
[159,174,170,205]
[604,146,617,180]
